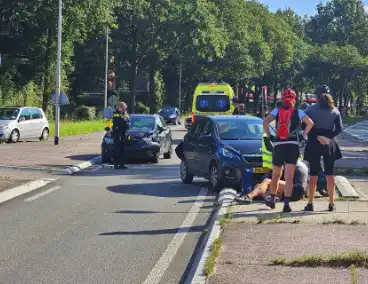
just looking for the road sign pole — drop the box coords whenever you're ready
[178,55,182,113]
[54,0,62,145]
[104,27,108,108]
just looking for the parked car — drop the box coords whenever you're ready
[177,115,275,191]
[101,114,173,163]
[0,107,49,143]
[184,116,192,130]
[158,107,181,125]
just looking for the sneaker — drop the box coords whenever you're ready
[283,204,292,213]
[304,203,314,212]
[328,203,336,212]
[235,194,253,205]
[265,196,276,209]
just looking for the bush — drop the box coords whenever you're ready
[134,101,150,114]
[73,106,96,120]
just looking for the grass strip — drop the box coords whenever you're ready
[205,237,223,277]
[49,120,105,137]
[270,251,368,268]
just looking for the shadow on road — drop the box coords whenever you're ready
[65,154,99,161]
[99,225,205,236]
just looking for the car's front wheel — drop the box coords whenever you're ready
[209,162,223,191]
[180,160,194,184]
[9,129,19,143]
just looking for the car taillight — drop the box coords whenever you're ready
[192,113,197,124]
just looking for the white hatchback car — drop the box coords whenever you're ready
[0,107,49,143]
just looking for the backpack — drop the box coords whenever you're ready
[275,107,299,141]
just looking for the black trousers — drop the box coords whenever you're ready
[113,139,125,166]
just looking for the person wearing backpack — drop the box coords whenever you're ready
[262,88,314,213]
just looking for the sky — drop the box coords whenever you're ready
[259,0,368,16]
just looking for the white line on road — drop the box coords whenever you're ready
[142,187,208,284]
[24,186,61,202]
[0,178,56,204]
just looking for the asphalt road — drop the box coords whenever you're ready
[0,126,216,284]
[345,119,368,142]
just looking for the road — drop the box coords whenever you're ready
[0,126,216,284]
[345,120,368,142]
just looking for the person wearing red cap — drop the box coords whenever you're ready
[263,88,314,213]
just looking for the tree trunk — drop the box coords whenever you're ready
[42,27,53,112]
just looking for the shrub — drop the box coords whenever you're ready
[73,106,96,120]
[134,101,150,114]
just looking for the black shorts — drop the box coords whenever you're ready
[272,144,299,167]
[307,144,335,176]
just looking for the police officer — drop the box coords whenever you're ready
[112,102,130,169]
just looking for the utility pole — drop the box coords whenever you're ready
[178,54,182,113]
[54,0,62,145]
[104,27,109,108]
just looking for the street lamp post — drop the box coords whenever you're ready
[104,27,109,108]
[178,55,182,114]
[54,0,62,145]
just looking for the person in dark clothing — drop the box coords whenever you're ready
[304,85,343,212]
[112,102,130,169]
[238,103,246,115]
[232,97,240,115]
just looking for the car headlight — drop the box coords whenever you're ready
[104,137,113,144]
[170,115,176,118]
[0,125,9,130]
[222,148,240,160]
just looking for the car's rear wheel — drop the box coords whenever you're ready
[39,128,49,141]
[209,162,222,191]
[9,129,19,143]
[180,160,194,184]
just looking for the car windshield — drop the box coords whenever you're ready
[0,108,20,120]
[195,95,230,112]
[130,117,155,130]
[159,108,175,115]
[216,119,275,140]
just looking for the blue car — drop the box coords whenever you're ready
[178,115,275,191]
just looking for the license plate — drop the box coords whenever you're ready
[253,167,269,174]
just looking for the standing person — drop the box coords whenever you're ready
[238,103,246,115]
[112,102,130,169]
[232,97,240,115]
[304,85,343,212]
[263,88,314,213]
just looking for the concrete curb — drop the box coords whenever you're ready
[56,155,102,175]
[335,175,360,198]
[185,188,237,284]
[0,178,57,204]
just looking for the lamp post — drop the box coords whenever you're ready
[104,27,109,108]
[178,54,182,113]
[54,0,62,145]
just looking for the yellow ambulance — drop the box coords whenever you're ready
[191,82,235,124]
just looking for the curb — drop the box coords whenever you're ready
[185,188,237,284]
[57,155,102,175]
[0,178,56,204]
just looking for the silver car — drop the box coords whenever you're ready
[0,107,49,143]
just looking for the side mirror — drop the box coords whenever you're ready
[18,117,25,122]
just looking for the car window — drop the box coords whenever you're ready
[199,120,213,136]
[159,116,167,127]
[31,108,43,119]
[19,108,31,121]
[0,108,20,120]
[215,119,267,140]
[130,116,155,130]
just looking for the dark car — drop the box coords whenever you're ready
[178,115,275,191]
[159,107,181,125]
[101,114,173,163]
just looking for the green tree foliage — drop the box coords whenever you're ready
[0,0,367,115]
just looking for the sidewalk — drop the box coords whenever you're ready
[208,200,368,284]
[0,132,103,171]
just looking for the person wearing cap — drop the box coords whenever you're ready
[263,88,314,213]
[303,85,343,212]
[112,102,130,169]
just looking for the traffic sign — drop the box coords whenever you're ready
[103,107,114,119]
[51,90,70,105]
[108,95,117,106]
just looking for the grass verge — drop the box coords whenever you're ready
[322,219,366,225]
[270,251,368,268]
[205,237,223,277]
[344,115,368,126]
[49,120,105,137]
[219,206,233,229]
[350,264,358,284]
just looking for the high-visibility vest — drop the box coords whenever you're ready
[262,134,273,169]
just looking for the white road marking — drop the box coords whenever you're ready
[0,178,56,204]
[142,187,208,284]
[24,186,61,202]
[91,165,103,172]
